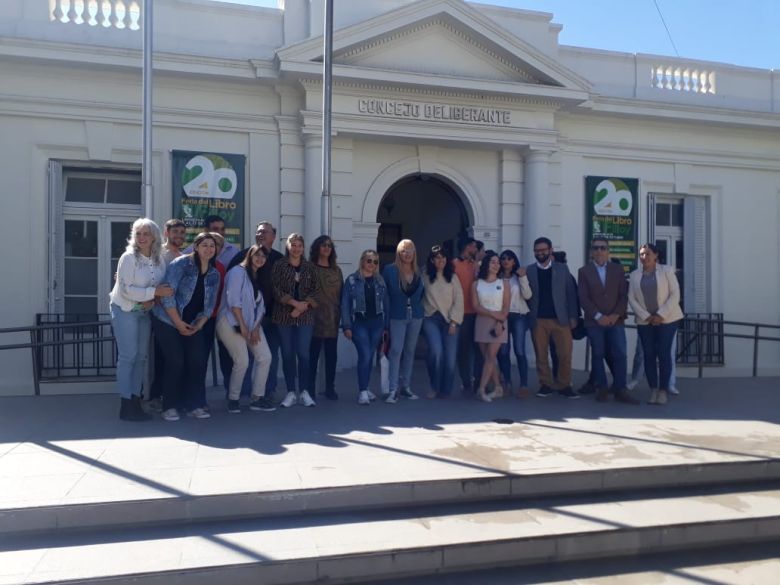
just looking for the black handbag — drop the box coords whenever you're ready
[571,317,587,340]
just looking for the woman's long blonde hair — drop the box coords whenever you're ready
[394,239,418,272]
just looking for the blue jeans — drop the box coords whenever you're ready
[498,312,530,388]
[350,316,385,392]
[262,318,282,396]
[388,317,423,392]
[637,322,680,390]
[422,316,459,396]
[587,324,627,391]
[110,303,152,399]
[631,331,677,388]
[278,323,314,394]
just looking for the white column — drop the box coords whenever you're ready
[499,149,523,255]
[523,149,552,261]
[304,133,322,243]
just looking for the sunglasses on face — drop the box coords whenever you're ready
[364,258,378,265]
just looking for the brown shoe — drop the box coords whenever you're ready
[614,390,640,405]
[595,387,610,402]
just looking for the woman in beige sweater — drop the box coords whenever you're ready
[422,245,464,398]
[628,243,684,405]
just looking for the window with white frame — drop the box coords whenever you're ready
[49,163,143,317]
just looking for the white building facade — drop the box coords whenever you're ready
[1,0,778,395]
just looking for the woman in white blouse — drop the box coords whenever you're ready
[109,218,173,421]
[628,243,684,405]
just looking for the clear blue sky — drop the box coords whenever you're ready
[222,0,777,70]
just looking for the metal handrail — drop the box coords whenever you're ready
[0,320,112,396]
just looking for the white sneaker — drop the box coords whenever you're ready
[162,408,179,422]
[668,386,679,395]
[188,408,211,419]
[280,391,298,408]
[385,390,398,404]
[626,379,639,390]
[358,390,371,405]
[399,387,419,400]
[299,390,316,407]
[366,390,377,401]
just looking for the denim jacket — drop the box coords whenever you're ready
[152,255,220,327]
[341,270,388,330]
[382,263,425,320]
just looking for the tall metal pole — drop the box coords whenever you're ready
[142,0,154,217]
[320,0,333,236]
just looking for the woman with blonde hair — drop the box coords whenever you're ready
[109,218,173,421]
[273,233,320,408]
[341,249,388,405]
[381,239,425,403]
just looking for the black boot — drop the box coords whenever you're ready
[131,395,152,421]
[119,396,151,421]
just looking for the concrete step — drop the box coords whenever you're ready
[3,458,779,536]
[362,540,780,585]
[2,483,779,585]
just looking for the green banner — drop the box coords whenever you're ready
[585,176,638,275]
[171,150,245,247]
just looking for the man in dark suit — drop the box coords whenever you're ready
[577,237,638,404]
[527,237,580,398]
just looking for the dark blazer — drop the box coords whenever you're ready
[526,262,579,328]
[577,261,628,327]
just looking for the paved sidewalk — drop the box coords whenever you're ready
[0,367,778,511]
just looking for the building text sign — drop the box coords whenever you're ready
[172,150,246,247]
[358,98,511,126]
[585,176,638,275]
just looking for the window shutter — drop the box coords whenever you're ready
[683,195,709,313]
[48,160,64,313]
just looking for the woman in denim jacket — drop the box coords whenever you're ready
[152,232,220,421]
[341,249,387,405]
[382,239,425,403]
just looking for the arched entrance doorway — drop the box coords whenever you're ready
[376,174,471,266]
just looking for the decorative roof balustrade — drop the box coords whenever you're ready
[651,64,716,94]
[50,0,141,30]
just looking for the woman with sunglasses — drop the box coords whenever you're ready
[628,243,684,405]
[421,245,463,398]
[496,249,532,398]
[341,250,388,405]
[382,239,425,403]
[308,235,343,400]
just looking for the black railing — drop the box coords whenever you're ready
[35,313,116,380]
[678,313,724,365]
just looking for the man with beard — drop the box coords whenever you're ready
[526,237,580,398]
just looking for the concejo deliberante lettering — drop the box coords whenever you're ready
[358,98,511,126]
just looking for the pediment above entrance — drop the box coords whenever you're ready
[276,0,591,104]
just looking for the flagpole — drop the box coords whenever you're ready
[320,0,333,236]
[142,0,154,217]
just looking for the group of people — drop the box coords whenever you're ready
[109,215,683,422]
